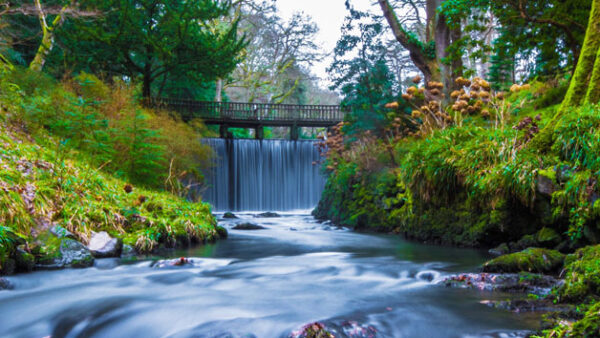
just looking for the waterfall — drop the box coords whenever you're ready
[200,138,326,211]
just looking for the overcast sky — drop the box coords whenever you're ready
[276,0,373,88]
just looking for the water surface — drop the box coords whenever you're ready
[0,212,540,337]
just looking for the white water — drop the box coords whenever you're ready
[201,139,326,211]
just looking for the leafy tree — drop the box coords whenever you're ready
[61,0,246,98]
[377,0,464,90]
[224,2,322,103]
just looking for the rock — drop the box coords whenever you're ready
[0,258,15,275]
[480,298,573,313]
[556,164,572,184]
[222,212,238,219]
[482,248,565,274]
[50,225,76,239]
[255,212,280,218]
[0,277,13,290]
[443,272,563,296]
[232,223,266,230]
[536,227,561,248]
[291,320,377,338]
[511,234,539,252]
[120,244,136,258]
[216,226,228,239]
[58,239,94,268]
[489,243,510,257]
[536,169,557,197]
[15,248,35,272]
[88,231,122,258]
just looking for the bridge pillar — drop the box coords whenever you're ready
[290,125,300,141]
[219,124,231,139]
[255,126,264,140]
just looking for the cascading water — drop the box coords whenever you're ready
[200,138,326,211]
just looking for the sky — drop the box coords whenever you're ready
[276,0,373,88]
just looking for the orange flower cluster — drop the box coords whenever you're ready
[450,77,493,117]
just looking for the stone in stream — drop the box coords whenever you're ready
[88,231,123,258]
[222,212,238,219]
[255,212,281,218]
[0,277,13,290]
[290,320,377,338]
[232,223,266,230]
[443,272,563,296]
[57,239,95,268]
[482,248,565,274]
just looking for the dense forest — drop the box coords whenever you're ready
[1,0,600,336]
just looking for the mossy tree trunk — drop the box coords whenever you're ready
[532,0,600,150]
[377,0,462,92]
[29,0,70,72]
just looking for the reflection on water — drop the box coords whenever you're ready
[0,212,540,337]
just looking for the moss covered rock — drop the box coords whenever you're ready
[482,248,565,274]
[536,227,561,247]
[559,245,600,303]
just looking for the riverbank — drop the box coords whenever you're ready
[313,80,600,336]
[0,69,225,276]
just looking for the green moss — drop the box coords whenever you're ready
[482,248,565,274]
[536,227,561,247]
[559,245,600,303]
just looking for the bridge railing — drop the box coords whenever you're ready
[149,98,345,123]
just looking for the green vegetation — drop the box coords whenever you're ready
[482,248,565,274]
[0,66,222,275]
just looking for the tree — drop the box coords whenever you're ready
[532,0,600,149]
[377,0,463,91]
[224,3,322,103]
[63,0,246,98]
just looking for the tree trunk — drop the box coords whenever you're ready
[531,0,600,150]
[215,78,223,102]
[142,68,152,99]
[30,0,68,72]
[585,45,600,104]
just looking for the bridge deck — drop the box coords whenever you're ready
[150,98,345,127]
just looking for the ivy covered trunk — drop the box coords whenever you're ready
[533,0,600,149]
[29,0,69,72]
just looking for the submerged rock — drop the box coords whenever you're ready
[88,231,123,258]
[482,248,565,274]
[290,320,377,338]
[256,212,280,218]
[443,272,563,296]
[0,277,13,290]
[232,223,266,230]
[480,298,573,313]
[222,212,238,219]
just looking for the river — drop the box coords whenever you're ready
[0,211,540,338]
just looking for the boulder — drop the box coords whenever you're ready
[482,248,565,274]
[443,272,563,296]
[536,227,561,248]
[511,234,539,252]
[232,223,266,230]
[15,248,35,272]
[291,320,377,338]
[222,212,238,219]
[0,277,13,290]
[120,244,136,258]
[256,212,280,218]
[216,226,228,239]
[58,239,94,268]
[50,225,76,239]
[88,231,123,258]
[489,243,510,257]
[536,169,557,197]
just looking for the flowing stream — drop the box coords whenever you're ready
[0,212,540,338]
